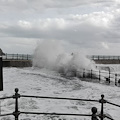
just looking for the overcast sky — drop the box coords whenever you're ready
[0,0,120,55]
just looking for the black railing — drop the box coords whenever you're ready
[0,88,120,120]
[88,55,120,60]
[74,68,120,86]
[2,54,32,60]
[2,54,120,61]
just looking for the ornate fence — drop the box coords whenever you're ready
[0,88,120,120]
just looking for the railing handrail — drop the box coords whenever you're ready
[0,96,13,100]
[0,88,120,120]
[0,94,119,108]
[20,95,99,102]
[88,55,120,60]
[21,111,92,117]
[2,53,32,60]
[75,67,120,87]
[3,54,120,60]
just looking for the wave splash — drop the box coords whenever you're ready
[32,40,96,77]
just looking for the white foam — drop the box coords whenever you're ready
[32,40,96,76]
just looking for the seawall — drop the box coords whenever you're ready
[2,58,120,67]
[3,60,32,67]
[94,59,120,64]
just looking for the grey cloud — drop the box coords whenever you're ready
[0,0,120,54]
[0,16,107,50]
[0,0,117,13]
[101,11,120,43]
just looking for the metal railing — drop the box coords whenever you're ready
[2,54,32,60]
[72,67,120,86]
[88,55,120,60]
[2,54,120,61]
[0,88,120,120]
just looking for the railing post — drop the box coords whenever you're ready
[6,53,7,59]
[17,54,18,60]
[0,101,2,115]
[27,54,28,60]
[22,54,23,60]
[98,56,99,60]
[99,70,101,81]
[91,107,98,120]
[0,57,3,91]
[109,70,110,83]
[13,88,20,120]
[91,69,92,79]
[12,54,14,59]
[115,74,117,86]
[99,95,106,120]
[83,69,85,78]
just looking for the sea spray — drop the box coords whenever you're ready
[33,40,64,69]
[33,40,96,77]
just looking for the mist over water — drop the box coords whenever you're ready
[33,40,96,76]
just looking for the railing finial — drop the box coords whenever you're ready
[15,88,19,93]
[91,107,97,114]
[91,107,98,120]
[101,94,104,99]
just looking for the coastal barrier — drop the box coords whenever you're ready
[2,53,32,60]
[0,88,119,120]
[2,54,120,67]
[1,54,120,86]
[3,60,32,67]
[89,55,120,64]
[2,54,32,67]
[63,67,120,87]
